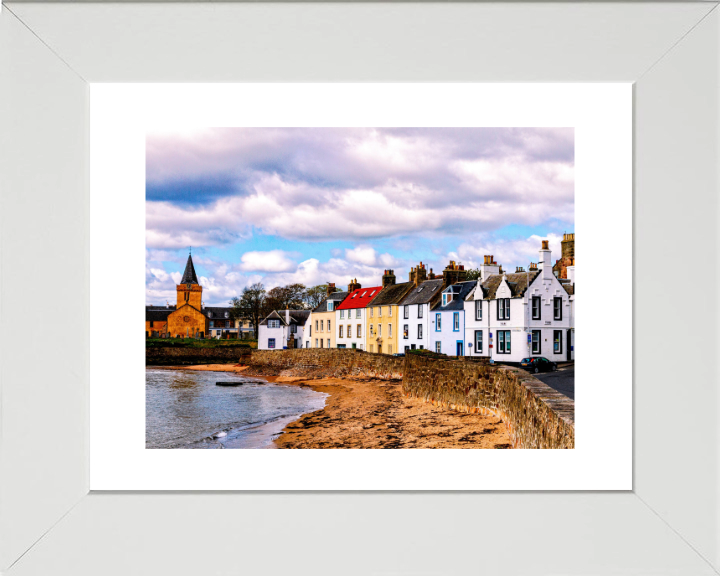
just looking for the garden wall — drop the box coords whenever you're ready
[146,346,252,366]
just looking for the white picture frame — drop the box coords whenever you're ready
[1,2,718,574]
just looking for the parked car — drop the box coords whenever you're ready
[520,357,557,374]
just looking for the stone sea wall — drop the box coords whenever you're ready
[246,349,574,449]
[246,348,404,379]
[146,346,252,366]
[403,353,574,449]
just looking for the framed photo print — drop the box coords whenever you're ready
[1,2,718,575]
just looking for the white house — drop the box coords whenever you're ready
[334,285,381,350]
[463,241,574,363]
[430,280,476,356]
[258,309,311,350]
[398,278,444,352]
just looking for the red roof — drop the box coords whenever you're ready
[335,286,383,310]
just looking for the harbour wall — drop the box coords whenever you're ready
[245,349,574,449]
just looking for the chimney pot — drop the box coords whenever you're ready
[542,240,549,250]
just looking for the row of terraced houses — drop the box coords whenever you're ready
[258,235,575,364]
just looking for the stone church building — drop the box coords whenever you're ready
[165,254,209,338]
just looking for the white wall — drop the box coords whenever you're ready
[398,303,431,352]
[336,308,366,350]
[430,309,466,356]
[257,324,285,350]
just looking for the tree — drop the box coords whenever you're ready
[230,283,267,338]
[464,268,481,281]
[264,283,307,312]
[304,283,338,309]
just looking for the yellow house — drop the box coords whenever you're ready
[365,270,414,355]
[310,283,348,348]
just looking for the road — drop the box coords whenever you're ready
[534,366,574,400]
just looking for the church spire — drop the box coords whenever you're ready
[180,253,199,285]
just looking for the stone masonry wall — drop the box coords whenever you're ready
[146,346,251,366]
[402,354,574,449]
[246,348,404,380]
[246,349,574,449]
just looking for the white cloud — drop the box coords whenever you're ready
[238,250,297,273]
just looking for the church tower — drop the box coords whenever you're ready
[177,253,202,309]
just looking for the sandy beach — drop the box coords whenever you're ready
[167,364,512,449]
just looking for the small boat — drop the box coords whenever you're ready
[216,381,243,386]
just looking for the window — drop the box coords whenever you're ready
[419,345,424,350]
[497,330,511,354]
[475,330,483,353]
[442,293,449,306]
[418,306,423,318]
[340,310,345,319]
[320,319,324,331]
[327,320,331,332]
[475,300,482,321]
[370,308,374,318]
[378,307,382,317]
[347,324,352,338]
[435,341,442,353]
[388,306,392,317]
[309,325,312,336]
[290,324,297,334]
[554,297,563,320]
[209,321,214,328]
[320,339,324,348]
[405,346,410,352]
[268,338,276,349]
[554,330,563,354]
[315,338,318,348]
[403,325,409,339]
[328,301,334,311]
[356,324,362,338]
[327,339,330,349]
[269,319,280,329]
[389,324,393,338]
[339,325,344,338]
[418,324,423,339]
[436,313,442,331]
[315,320,318,331]
[497,298,510,320]
[356,309,361,319]
[378,324,382,337]
[370,324,374,336]
[532,330,541,354]
[453,312,460,331]
[532,296,541,320]
[404,305,409,319]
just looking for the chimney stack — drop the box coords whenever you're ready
[539,240,553,280]
[382,269,396,288]
[516,266,525,273]
[567,258,575,286]
[479,255,500,282]
[347,278,361,292]
[442,260,468,288]
[409,262,428,287]
[326,282,336,297]
[285,310,290,323]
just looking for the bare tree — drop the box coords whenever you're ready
[229,283,267,338]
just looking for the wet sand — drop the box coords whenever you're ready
[271,377,512,449]
[156,365,512,449]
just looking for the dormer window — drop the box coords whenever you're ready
[327,301,334,312]
[442,292,453,306]
[208,312,213,317]
[224,312,229,318]
[362,291,367,297]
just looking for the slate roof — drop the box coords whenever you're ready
[180,254,199,285]
[204,306,233,319]
[367,282,415,307]
[146,309,172,322]
[312,291,349,313]
[399,279,444,306]
[562,284,575,296]
[259,309,311,326]
[336,286,382,310]
[480,270,541,300]
[432,281,476,311]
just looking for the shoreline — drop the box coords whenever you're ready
[152,364,512,449]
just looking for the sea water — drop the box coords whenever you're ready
[146,368,327,449]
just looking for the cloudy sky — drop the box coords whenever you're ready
[146,128,574,306]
